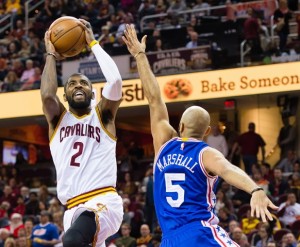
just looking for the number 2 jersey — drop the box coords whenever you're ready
[49,107,117,205]
[154,137,220,235]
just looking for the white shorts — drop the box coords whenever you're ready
[63,192,123,247]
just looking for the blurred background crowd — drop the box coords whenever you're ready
[0,0,300,247]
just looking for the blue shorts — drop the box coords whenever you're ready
[160,221,239,247]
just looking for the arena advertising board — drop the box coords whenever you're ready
[1,61,300,119]
[129,46,212,75]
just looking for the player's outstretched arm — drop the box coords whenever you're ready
[79,19,122,132]
[122,24,177,154]
[203,147,278,222]
[41,30,65,136]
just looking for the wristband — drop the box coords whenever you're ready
[89,40,98,48]
[251,187,264,195]
[47,52,57,59]
[134,51,145,59]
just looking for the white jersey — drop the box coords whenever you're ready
[49,107,117,205]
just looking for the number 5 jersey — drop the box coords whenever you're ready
[154,137,220,235]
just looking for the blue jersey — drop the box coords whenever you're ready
[154,137,220,235]
[31,223,59,247]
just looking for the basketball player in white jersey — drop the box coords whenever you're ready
[41,19,123,247]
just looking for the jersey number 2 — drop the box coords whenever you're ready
[165,173,185,208]
[70,142,83,167]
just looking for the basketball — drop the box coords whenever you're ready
[49,16,86,57]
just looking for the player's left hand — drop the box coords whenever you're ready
[250,190,279,222]
[78,19,95,46]
[122,24,146,58]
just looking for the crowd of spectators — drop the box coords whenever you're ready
[0,119,299,246]
[1,0,300,93]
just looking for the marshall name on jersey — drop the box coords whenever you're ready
[154,137,220,235]
[50,107,117,205]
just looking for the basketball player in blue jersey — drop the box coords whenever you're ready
[122,24,278,247]
[41,19,123,247]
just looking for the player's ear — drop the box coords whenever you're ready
[178,122,184,135]
[204,126,211,136]
[63,93,67,102]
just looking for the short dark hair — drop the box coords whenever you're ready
[64,73,91,92]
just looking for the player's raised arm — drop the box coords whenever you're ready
[41,30,65,136]
[203,147,279,222]
[122,24,177,154]
[79,19,122,130]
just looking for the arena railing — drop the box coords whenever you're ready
[0,14,14,34]
[25,0,45,36]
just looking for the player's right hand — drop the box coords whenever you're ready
[44,30,65,60]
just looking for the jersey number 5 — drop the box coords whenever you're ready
[165,173,185,208]
[70,142,84,167]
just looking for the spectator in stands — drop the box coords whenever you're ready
[185,31,199,49]
[122,197,134,225]
[5,0,22,16]
[98,25,115,48]
[277,116,296,159]
[274,0,292,52]
[231,227,250,247]
[287,172,300,193]
[282,232,298,247]
[24,218,34,246]
[0,229,10,247]
[16,237,27,247]
[10,20,25,40]
[25,192,40,216]
[277,190,300,227]
[230,122,266,175]
[3,237,16,247]
[7,41,20,59]
[193,0,211,16]
[120,172,138,198]
[269,168,290,201]
[276,149,298,173]
[218,207,236,232]
[11,59,24,78]
[35,0,62,27]
[20,59,34,83]
[31,210,60,247]
[214,189,234,215]
[12,195,25,216]
[167,0,187,16]
[1,71,19,92]
[0,185,17,209]
[19,186,30,203]
[115,223,136,247]
[0,201,10,220]
[0,58,8,83]
[136,224,152,246]
[18,38,31,62]
[228,219,240,239]
[241,209,260,235]
[243,8,262,60]
[138,0,156,22]
[251,222,273,247]
[5,213,24,238]
[98,0,115,26]
[19,67,41,91]
[206,124,228,157]
[80,3,99,27]
[231,189,251,212]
